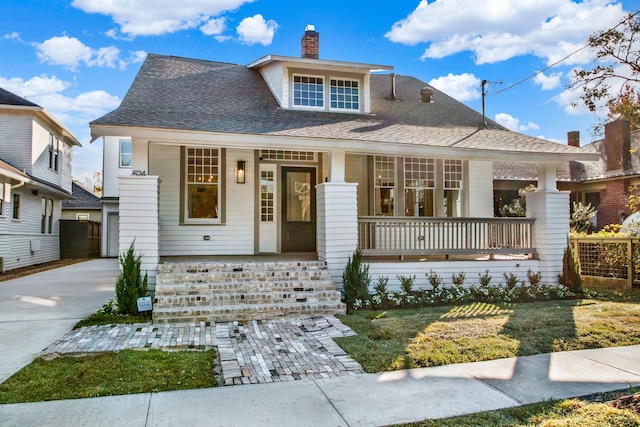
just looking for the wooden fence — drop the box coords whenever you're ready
[570,236,640,287]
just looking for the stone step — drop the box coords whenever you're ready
[153,301,347,323]
[154,290,342,308]
[155,280,337,296]
[156,270,331,286]
[157,260,327,274]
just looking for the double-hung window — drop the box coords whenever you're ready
[374,156,395,216]
[40,198,53,233]
[184,147,221,223]
[12,193,20,220]
[49,134,59,171]
[119,140,132,168]
[293,75,324,108]
[443,160,463,217]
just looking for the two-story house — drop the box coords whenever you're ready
[0,87,81,272]
[91,27,598,322]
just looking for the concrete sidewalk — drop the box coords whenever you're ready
[2,344,640,426]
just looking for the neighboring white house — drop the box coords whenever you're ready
[0,87,80,272]
[91,27,598,291]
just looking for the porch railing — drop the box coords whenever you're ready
[358,216,536,258]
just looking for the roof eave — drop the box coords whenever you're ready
[247,54,393,72]
[89,124,600,163]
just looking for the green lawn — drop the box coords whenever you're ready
[336,290,640,372]
[0,349,218,403]
[398,397,640,427]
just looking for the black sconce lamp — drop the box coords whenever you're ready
[236,160,246,184]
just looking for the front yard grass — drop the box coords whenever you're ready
[399,396,640,426]
[0,349,218,404]
[336,289,640,372]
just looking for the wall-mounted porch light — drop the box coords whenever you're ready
[236,160,246,184]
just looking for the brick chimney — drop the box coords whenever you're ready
[604,119,632,171]
[567,131,580,147]
[301,24,319,59]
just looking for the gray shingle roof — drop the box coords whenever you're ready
[63,182,101,209]
[0,87,39,107]
[92,54,587,157]
[493,129,640,182]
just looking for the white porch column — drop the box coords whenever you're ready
[118,175,159,291]
[525,189,570,284]
[131,138,149,175]
[327,149,346,183]
[537,162,557,191]
[316,182,358,287]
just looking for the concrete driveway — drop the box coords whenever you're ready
[0,258,117,382]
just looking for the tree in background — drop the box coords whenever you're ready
[607,86,640,131]
[571,12,640,122]
[78,171,103,196]
[499,185,536,217]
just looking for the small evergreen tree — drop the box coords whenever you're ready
[115,242,149,315]
[342,248,371,309]
[558,239,583,293]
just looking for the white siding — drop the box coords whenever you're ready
[149,143,255,256]
[525,190,570,283]
[119,176,159,288]
[102,136,132,198]
[258,62,284,107]
[468,160,494,217]
[317,182,359,284]
[0,188,61,271]
[0,112,32,171]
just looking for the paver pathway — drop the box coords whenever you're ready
[43,315,364,385]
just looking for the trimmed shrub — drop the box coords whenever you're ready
[115,242,149,315]
[342,248,371,309]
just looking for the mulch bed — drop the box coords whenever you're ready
[610,392,640,415]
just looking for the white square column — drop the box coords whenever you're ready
[525,190,570,284]
[118,175,159,290]
[316,182,358,286]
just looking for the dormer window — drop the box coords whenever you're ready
[330,78,359,111]
[293,75,324,108]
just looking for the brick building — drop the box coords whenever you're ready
[494,119,640,230]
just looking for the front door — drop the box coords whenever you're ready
[281,167,316,252]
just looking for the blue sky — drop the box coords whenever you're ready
[1,0,638,181]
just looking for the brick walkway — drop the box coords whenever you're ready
[42,316,364,386]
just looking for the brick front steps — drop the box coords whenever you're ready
[153,261,346,323]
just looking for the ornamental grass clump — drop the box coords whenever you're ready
[115,242,148,315]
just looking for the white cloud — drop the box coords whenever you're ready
[129,50,148,64]
[428,73,481,102]
[35,36,125,71]
[386,0,627,65]
[236,14,278,46]
[0,75,69,98]
[71,0,253,37]
[495,113,541,131]
[0,74,120,124]
[201,17,226,35]
[3,32,21,41]
[533,71,563,90]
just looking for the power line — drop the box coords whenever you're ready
[489,10,640,96]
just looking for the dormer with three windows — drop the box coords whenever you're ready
[248,25,392,114]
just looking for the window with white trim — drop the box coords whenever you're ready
[119,140,132,168]
[260,170,275,222]
[49,134,59,172]
[76,213,90,220]
[404,158,435,216]
[184,147,220,222]
[330,78,359,110]
[12,193,20,220]
[374,156,395,216]
[443,159,463,217]
[293,75,324,108]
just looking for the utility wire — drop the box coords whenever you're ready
[490,10,640,96]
